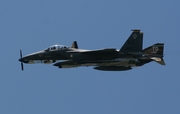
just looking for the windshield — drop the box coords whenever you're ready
[44,45,70,51]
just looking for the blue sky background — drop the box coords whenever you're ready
[1,0,180,114]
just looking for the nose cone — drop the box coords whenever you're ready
[18,51,44,63]
[19,58,23,62]
[19,57,28,63]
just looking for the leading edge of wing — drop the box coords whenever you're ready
[79,48,118,54]
[67,48,118,54]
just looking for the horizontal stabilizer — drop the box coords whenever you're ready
[143,43,164,55]
[143,43,165,65]
[151,57,162,61]
[151,57,166,65]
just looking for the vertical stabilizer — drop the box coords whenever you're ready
[120,30,143,52]
[71,41,78,49]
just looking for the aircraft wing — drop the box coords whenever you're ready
[80,48,117,54]
[53,59,132,71]
[67,48,118,60]
[53,60,108,68]
[53,59,131,69]
[67,48,117,53]
[53,60,95,68]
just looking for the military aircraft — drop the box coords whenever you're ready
[19,30,165,71]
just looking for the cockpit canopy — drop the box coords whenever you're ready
[44,45,70,51]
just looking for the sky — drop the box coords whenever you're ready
[0,0,180,114]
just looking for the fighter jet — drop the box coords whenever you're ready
[19,30,165,71]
